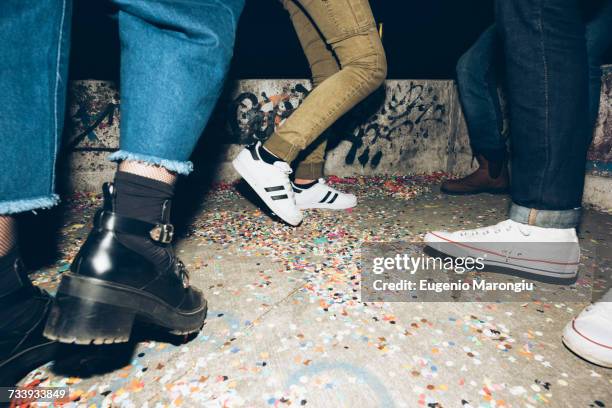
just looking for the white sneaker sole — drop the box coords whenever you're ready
[562,320,612,368]
[232,154,303,226]
[425,233,578,280]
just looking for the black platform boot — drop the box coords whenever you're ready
[0,254,58,386]
[43,183,207,345]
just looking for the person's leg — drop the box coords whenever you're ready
[561,1,612,367]
[500,0,589,218]
[585,0,612,130]
[233,0,386,224]
[282,0,340,183]
[425,0,588,279]
[456,25,505,158]
[43,0,246,345]
[442,24,510,195]
[294,140,327,182]
[109,0,244,176]
[0,0,72,385]
[0,0,72,235]
[264,0,387,163]
[278,0,356,209]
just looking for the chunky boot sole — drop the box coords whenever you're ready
[43,274,207,345]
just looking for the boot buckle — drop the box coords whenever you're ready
[150,224,174,243]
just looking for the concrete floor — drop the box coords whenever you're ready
[20,176,612,408]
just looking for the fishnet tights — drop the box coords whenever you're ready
[0,216,16,256]
[119,161,177,185]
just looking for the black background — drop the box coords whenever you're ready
[70,0,609,80]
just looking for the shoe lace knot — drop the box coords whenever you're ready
[274,161,293,175]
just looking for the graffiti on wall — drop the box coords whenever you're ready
[228,83,311,145]
[64,74,612,176]
[588,67,612,175]
[340,82,447,168]
[67,81,120,152]
[225,80,448,169]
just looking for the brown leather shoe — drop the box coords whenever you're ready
[441,154,509,195]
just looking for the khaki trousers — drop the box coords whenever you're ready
[264,0,387,179]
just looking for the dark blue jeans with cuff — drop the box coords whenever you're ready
[461,0,610,228]
[0,0,245,215]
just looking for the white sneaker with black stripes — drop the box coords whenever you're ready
[293,178,357,210]
[232,142,303,226]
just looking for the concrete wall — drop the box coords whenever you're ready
[62,68,612,210]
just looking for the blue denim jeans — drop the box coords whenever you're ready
[456,25,505,159]
[459,0,607,228]
[0,0,245,215]
[458,1,612,160]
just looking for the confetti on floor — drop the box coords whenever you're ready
[18,175,612,407]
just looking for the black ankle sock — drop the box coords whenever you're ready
[114,171,175,224]
[0,250,25,298]
[258,144,282,165]
[113,172,176,269]
[293,180,318,190]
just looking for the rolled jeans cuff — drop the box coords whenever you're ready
[0,194,60,215]
[295,162,325,179]
[108,150,194,176]
[263,134,302,163]
[509,203,581,229]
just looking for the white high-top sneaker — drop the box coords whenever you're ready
[424,219,580,279]
[293,179,357,210]
[562,289,612,368]
[232,142,303,226]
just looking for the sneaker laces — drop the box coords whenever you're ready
[459,220,514,237]
[273,161,293,175]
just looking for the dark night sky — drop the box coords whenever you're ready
[70,0,609,80]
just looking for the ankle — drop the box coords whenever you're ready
[0,215,17,257]
[118,161,177,186]
[294,178,317,185]
[474,151,507,179]
[110,174,176,268]
[258,144,284,165]
[114,171,175,224]
[476,148,507,163]
[293,179,318,190]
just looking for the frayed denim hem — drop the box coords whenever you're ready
[0,194,60,215]
[108,150,194,175]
